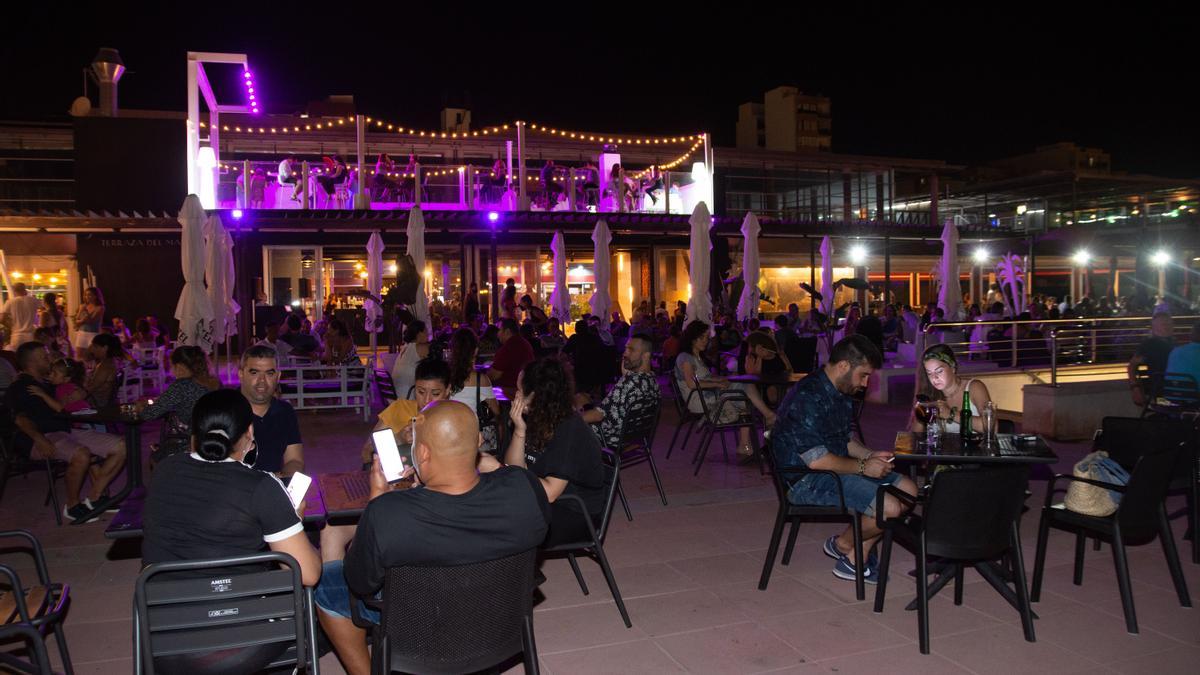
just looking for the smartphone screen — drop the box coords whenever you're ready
[373,429,407,482]
[286,472,312,510]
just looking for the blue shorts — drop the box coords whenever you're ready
[312,560,380,624]
[788,470,903,517]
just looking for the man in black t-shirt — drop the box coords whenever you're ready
[4,342,126,523]
[278,314,321,357]
[1128,311,1176,406]
[314,401,549,675]
[238,345,304,476]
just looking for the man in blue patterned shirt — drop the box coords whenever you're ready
[772,335,917,584]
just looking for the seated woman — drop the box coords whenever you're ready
[675,320,776,457]
[910,343,994,435]
[84,333,127,409]
[142,389,321,675]
[136,346,222,464]
[481,358,604,547]
[447,328,501,451]
[322,318,360,367]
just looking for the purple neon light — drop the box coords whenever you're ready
[487,211,500,222]
[243,66,259,114]
[231,209,244,219]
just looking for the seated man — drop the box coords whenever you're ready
[279,314,321,358]
[315,401,550,675]
[255,320,293,361]
[771,334,916,583]
[4,341,126,523]
[238,345,304,478]
[329,358,453,563]
[579,335,660,449]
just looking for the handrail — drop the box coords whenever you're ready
[915,314,1199,373]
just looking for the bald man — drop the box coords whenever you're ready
[315,401,550,675]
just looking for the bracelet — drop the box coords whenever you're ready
[857,457,866,475]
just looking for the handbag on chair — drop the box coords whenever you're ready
[1063,451,1131,516]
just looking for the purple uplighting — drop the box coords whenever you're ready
[231,209,244,219]
[487,211,500,222]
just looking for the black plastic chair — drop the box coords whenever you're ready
[1094,416,1199,564]
[1150,372,1200,414]
[872,466,1035,654]
[374,367,398,405]
[543,463,632,627]
[0,407,67,526]
[690,374,761,476]
[1132,364,1161,419]
[757,439,868,601]
[1031,443,1192,634]
[133,552,320,675]
[665,375,702,460]
[352,549,540,675]
[0,530,74,675]
[603,399,667,520]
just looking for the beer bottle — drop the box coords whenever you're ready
[961,388,973,440]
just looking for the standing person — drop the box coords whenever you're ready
[38,292,65,350]
[464,282,481,321]
[71,287,105,356]
[390,320,430,400]
[772,335,917,583]
[136,346,222,463]
[142,389,321,674]
[238,345,304,478]
[911,344,993,435]
[500,278,518,320]
[479,358,603,547]
[2,282,42,348]
[6,341,126,523]
[487,318,535,395]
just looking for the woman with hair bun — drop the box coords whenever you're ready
[142,389,321,673]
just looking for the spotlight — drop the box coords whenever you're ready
[1152,250,1170,266]
[973,247,988,264]
[849,245,868,266]
[1072,250,1090,266]
[231,209,243,220]
[487,211,500,223]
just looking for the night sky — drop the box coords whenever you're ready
[5,6,1194,178]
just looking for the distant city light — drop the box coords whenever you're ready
[1072,250,1090,266]
[1152,250,1170,266]
[973,247,989,263]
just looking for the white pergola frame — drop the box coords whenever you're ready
[186,51,253,202]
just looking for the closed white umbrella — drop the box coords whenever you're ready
[406,207,430,328]
[819,235,834,317]
[588,220,612,329]
[222,226,239,380]
[366,231,385,363]
[939,220,963,321]
[549,230,572,324]
[175,194,214,351]
[204,214,228,350]
[736,212,761,322]
[684,202,713,326]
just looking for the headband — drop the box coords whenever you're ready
[922,349,957,370]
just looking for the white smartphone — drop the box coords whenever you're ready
[286,472,312,510]
[373,428,407,483]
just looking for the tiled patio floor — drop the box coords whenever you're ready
[2,395,1196,674]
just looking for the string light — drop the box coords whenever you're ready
[630,136,706,179]
[526,122,701,146]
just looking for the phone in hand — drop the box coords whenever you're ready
[373,428,408,483]
[286,472,312,510]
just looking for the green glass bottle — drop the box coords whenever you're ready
[960,389,973,441]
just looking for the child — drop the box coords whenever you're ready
[49,359,91,413]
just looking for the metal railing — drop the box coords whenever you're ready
[917,315,1200,383]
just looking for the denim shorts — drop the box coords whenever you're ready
[312,560,380,624]
[788,470,903,517]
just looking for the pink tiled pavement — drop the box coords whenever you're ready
[2,386,1196,674]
